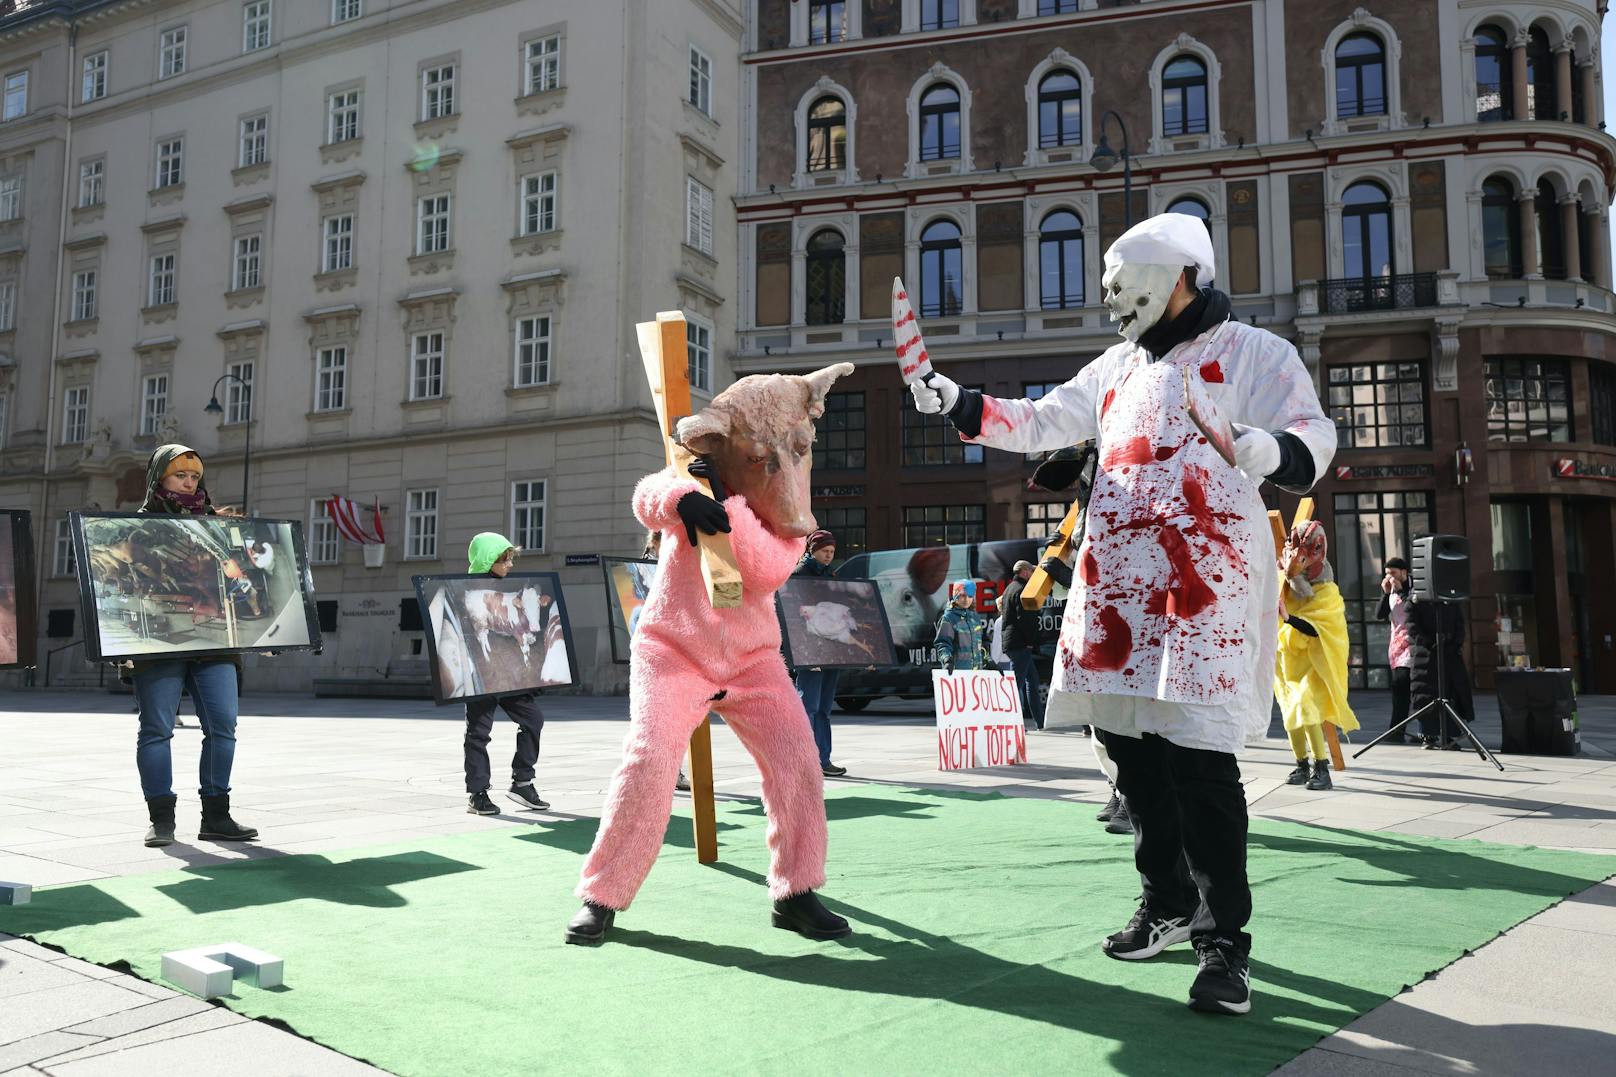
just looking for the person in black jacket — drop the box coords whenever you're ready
[1405,596,1475,749]
[793,530,846,777]
[999,560,1044,729]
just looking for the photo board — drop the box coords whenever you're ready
[0,509,37,670]
[775,576,899,670]
[412,572,578,704]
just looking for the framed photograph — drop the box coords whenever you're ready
[775,577,899,670]
[0,510,38,670]
[412,572,578,704]
[71,512,319,662]
[601,557,658,664]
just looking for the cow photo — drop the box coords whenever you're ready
[413,572,577,704]
[775,577,897,670]
[0,510,38,671]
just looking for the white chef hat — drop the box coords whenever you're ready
[1103,212,1216,284]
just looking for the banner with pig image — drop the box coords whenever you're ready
[412,572,578,704]
[933,669,1028,771]
[775,577,898,670]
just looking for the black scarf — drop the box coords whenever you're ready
[1136,287,1231,360]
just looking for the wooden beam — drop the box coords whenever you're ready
[1021,497,1083,610]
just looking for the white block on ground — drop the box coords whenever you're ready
[0,881,30,905]
[160,944,283,998]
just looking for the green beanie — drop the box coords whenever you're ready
[468,532,517,574]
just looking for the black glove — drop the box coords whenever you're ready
[675,490,730,547]
[1286,614,1319,638]
[1039,556,1073,589]
[686,454,728,501]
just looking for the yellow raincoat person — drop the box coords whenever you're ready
[1274,520,1357,790]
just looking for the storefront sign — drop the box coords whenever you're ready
[811,484,865,499]
[933,669,1027,771]
[1333,464,1435,481]
[1555,459,1616,482]
[564,554,600,566]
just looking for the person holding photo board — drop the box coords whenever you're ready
[793,529,846,778]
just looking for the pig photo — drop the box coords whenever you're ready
[775,577,897,670]
[413,571,578,703]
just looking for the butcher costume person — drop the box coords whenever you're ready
[905,213,1334,1015]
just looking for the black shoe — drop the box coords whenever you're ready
[507,783,550,810]
[144,795,177,848]
[1189,936,1251,1015]
[467,791,499,815]
[1096,788,1121,822]
[564,902,615,946]
[197,794,258,842]
[1421,736,1438,750]
[772,890,852,940]
[1306,759,1333,791]
[1104,797,1134,835]
[675,771,692,792]
[1441,739,1461,751]
[1104,902,1191,961]
[1285,760,1311,785]
[821,763,847,778]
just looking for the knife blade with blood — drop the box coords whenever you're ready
[1182,366,1237,467]
[892,277,936,386]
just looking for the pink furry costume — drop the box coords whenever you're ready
[568,363,856,946]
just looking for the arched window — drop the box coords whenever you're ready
[1536,178,1564,278]
[1335,32,1386,118]
[806,96,847,173]
[1526,26,1556,120]
[1481,176,1522,278]
[1167,196,1211,234]
[919,219,963,317]
[1161,55,1208,136]
[1342,181,1393,281]
[1474,25,1512,122]
[919,84,961,161]
[1038,210,1084,310]
[805,229,846,325]
[1037,70,1082,148]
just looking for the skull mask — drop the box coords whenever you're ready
[1101,261,1186,343]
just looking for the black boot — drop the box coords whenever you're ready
[1285,760,1311,785]
[1306,759,1333,791]
[198,794,258,842]
[772,890,852,940]
[144,795,177,848]
[564,902,616,946]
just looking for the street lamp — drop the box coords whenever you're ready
[1090,110,1134,229]
[203,373,252,515]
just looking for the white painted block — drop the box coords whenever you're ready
[0,881,30,905]
[161,943,284,998]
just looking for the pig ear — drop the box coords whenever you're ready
[676,407,729,457]
[801,363,856,418]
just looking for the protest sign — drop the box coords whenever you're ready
[932,669,1028,771]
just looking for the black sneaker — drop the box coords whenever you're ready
[1285,760,1310,785]
[1103,902,1191,961]
[1104,797,1134,835]
[1306,759,1333,791]
[821,763,847,778]
[1096,788,1121,822]
[1188,936,1251,1015]
[507,783,549,810]
[772,890,852,940]
[564,902,615,946]
[467,791,498,815]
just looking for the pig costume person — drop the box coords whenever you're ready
[909,213,1335,1015]
[566,363,857,946]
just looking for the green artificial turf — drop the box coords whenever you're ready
[3,786,1611,1076]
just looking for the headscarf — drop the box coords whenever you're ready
[468,532,518,575]
[139,444,214,515]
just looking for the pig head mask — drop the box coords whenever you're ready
[675,362,856,539]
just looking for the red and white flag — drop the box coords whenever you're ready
[327,495,385,545]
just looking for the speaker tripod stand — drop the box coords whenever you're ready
[1353,608,1505,771]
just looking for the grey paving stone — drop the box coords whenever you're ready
[0,951,89,1001]
[62,996,214,1038]
[0,1032,102,1072]
[1529,879,1616,936]
[43,1019,382,1076]
[32,1009,248,1066]
[0,980,152,1047]
[1273,1049,1434,1076]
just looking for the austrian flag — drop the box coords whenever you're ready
[327,494,385,546]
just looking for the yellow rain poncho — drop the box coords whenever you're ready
[1274,576,1358,737]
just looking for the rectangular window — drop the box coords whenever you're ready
[807,0,845,45]
[1333,490,1434,688]
[0,392,6,450]
[921,0,960,31]
[1326,362,1428,449]
[54,519,77,577]
[243,1,272,53]
[812,506,866,560]
[511,479,546,552]
[1025,501,1067,541]
[514,315,551,387]
[140,374,169,436]
[309,499,339,564]
[1038,0,1080,13]
[147,254,176,307]
[315,346,347,411]
[159,27,187,80]
[233,234,262,291]
[421,63,456,121]
[1485,357,1572,442]
[686,318,712,393]
[62,386,89,444]
[406,488,439,560]
[322,214,353,272]
[3,71,27,120]
[521,172,557,235]
[525,34,561,95]
[82,51,108,103]
[332,0,362,24]
[327,89,360,143]
[78,159,103,207]
[155,138,184,188]
[902,505,986,548]
[0,281,14,331]
[813,391,866,471]
[688,46,712,116]
[416,194,451,254]
[410,331,445,400]
[225,360,254,423]
[71,270,97,322]
[0,176,19,220]
[1592,363,1616,447]
[685,177,713,255]
[238,115,268,167]
[902,387,984,466]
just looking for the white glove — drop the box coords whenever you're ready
[909,372,960,415]
[1232,423,1280,483]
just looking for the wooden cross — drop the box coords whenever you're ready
[1021,498,1082,611]
[1271,497,1345,771]
[636,310,739,864]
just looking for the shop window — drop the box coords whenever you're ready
[1025,501,1066,541]
[1485,358,1572,442]
[1326,362,1427,448]
[902,504,986,547]
[1332,490,1434,688]
[813,391,865,470]
[902,385,983,466]
[1491,500,1538,669]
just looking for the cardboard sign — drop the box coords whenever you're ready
[933,669,1028,771]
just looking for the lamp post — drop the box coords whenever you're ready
[203,373,252,515]
[1089,110,1134,229]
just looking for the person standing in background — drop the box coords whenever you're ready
[1376,557,1415,743]
[999,560,1045,730]
[794,530,846,778]
[934,581,990,672]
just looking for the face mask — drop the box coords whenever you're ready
[1101,262,1184,342]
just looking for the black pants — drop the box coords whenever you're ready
[1389,666,1411,733]
[1101,729,1252,952]
[464,693,544,793]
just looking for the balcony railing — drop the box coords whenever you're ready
[1321,273,1439,314]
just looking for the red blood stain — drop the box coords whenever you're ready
[1101,388,1117,421]
[1078,605,1133,671]
[1182,466,1246,572]
[1123,667,1135,677]
[1156,526,1217,618]
[979,396,1015,436]
[1080,546,1099,585]
[1200,358,1224,383]
[1155,444,1180,461]
[1102,436,1154,468]
[1144,590,1168,616]
[896,290,908,300]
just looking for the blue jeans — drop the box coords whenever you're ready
[795,668,841,768]
[1008,647,1043,729]
[134,659,239,799]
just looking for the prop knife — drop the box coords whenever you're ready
[892,277,937,387]
[1182,366,1237,468]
